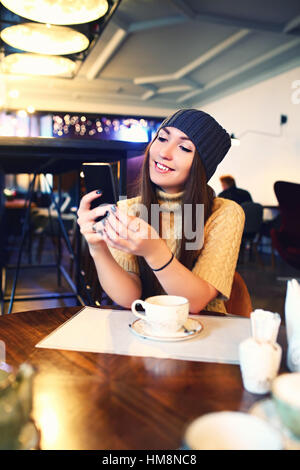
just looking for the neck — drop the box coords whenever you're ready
[155,187,184,212]
[156,187,184,200]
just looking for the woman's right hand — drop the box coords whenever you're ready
[77,190,113,257]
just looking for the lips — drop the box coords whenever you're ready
[154,161,175,173]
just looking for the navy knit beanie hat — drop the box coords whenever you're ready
[157,108,231,182]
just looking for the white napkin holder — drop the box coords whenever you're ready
[239,310,282,394]
[285,279,300,372]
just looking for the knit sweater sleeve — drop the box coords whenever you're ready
[106,196,141,276]
[192,198,245,300]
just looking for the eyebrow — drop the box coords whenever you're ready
[160,127,192,141]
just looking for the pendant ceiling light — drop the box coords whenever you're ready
[1,53,76,77]
[1,0,109,25]
[1,23,89,55]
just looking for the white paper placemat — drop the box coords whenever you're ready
[35,307,251,364]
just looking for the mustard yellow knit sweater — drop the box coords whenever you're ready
[108,189,245,313]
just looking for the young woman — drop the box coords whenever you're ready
[77,109,245,313]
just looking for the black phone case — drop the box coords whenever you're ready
[82,163,118,220]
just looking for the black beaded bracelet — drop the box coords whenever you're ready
[151,252,174,272]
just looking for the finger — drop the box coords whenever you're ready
[109,207,151,243]
[80,221,105,237]
[79,221,95,233]
[78,204,113,230]
[114,206,135,229]
[103,227,132,253]
[103,215,120,242]
[128,218,142,234]
[78,190,103,213]
[91,221,106,235]
[106,210,130,239]
[89,204,114,221]
[115,208,144,235]
[104,220,134,249]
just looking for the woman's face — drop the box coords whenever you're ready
[149,126,196,194]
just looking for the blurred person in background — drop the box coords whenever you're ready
[218,175,252,205]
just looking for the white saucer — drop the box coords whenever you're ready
[129,317,203,342]
[249,399,300,450]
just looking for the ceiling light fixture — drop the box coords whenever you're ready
[1,23,89,56]
[1,0,109,25]
[1,53,76,77]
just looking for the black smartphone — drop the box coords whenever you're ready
[82,163,118,223]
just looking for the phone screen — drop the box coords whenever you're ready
[82,163,118,210]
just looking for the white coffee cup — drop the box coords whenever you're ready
[183,411,283,450]
[131,295,189,335]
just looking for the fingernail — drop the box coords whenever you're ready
[99,211,109,222]
[111,205,117,212]
[102,218,107,226]
[99,230,103,236]
[96,189,103,194]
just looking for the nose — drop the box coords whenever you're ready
[159,141,175,161]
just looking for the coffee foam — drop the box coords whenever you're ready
[147,296,187,306]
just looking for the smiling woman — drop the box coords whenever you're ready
[77,108,245,314]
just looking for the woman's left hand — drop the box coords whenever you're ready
[100,205,166,258]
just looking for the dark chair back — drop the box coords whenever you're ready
[274,181,300,240]
[271,181,300,270]
[241,201,263,236]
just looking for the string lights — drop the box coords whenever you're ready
[53,114,160,142]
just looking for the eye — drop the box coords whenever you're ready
[158,136,167,142]
[180,145,192,153]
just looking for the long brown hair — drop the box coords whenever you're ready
[135,139,215,299]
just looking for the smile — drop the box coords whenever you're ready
[154,161,175,173]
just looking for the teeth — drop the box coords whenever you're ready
[156,162,171,171]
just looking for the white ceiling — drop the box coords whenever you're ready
[1,0,300,117]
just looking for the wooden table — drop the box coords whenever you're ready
[0,306,288,450]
